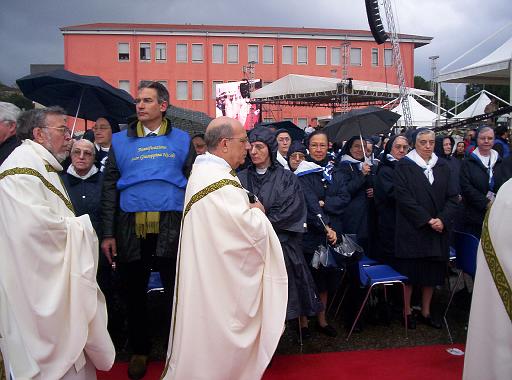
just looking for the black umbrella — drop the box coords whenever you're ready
[256,120,305,141]
[16,69,135,131]
[324,106,400,143]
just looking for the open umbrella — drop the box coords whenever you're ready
[324,106,400,143]
[256,120,305,141]
[16,69,135,132]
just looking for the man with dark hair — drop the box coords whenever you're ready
[101,81,195,379]
[492,124,510,159]
[0,107,114,379]
[0,102,21,166]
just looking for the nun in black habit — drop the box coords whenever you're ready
[393,128,459,329]
[238,127,324,327]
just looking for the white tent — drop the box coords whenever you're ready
[454,92,492,119]
[392,95,446,127]
[251,74,433,100]
[437,36,512,85]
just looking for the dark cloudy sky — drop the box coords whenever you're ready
[1,0,510,100]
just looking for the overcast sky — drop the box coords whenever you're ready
[1,0,510,100]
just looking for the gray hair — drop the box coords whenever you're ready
[415,129,435,142]
[73,138,96,157]
[204,122,234,150]
[0,102,21,123]
[16,106,67,141]
[138,81,170,106]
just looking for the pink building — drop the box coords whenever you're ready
[61,23,431,127]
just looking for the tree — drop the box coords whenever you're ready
[0,81,34,110]
[414,75,454,114]
[462,83,510,111]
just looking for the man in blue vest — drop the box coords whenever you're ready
[101,82,196,380]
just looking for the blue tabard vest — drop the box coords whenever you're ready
[112,128,190,212]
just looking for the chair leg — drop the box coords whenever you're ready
[327,270,346,315]
[399,282,408,338]
[334,286,349,319]
[346,285,374,341]
[443,272,463,344]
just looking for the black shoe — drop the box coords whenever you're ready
[300,327,311,340]
[128,355,148,380]
[403,314,416,330]
[417,314,442,329]
[317,324,338,337]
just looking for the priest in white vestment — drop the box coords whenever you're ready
[463,178,512,380]
[161,117,288,380]
[0,107,115,380]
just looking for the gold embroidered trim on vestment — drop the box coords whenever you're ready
[183,179,242,218]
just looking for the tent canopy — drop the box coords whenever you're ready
[437,36,512,85]
[391,95,445,127]
[454,92,492,119]
[250,74,433,106]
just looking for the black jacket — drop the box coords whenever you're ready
[374,159,397,258]
[460,153,502,227]
[0,135,20,166]
[494,155,512,193]
[101,118,196,262]
[61,170,104,238]
[393,157,459,260]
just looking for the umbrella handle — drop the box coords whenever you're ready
[71,87,85,136]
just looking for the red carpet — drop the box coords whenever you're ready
[98,344,465,379]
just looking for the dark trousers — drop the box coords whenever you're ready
[118,235,176,355]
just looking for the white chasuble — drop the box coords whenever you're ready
[0,140,115,379]
[463,178,512,380]
[162,154,288,380]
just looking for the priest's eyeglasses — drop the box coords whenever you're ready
[41,126,72,136]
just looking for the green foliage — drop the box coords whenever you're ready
[413,76,455,114]
[0,93,34,110]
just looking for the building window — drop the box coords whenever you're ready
[350,48,362,66]
[176,44,187,63]
[192,81,204,100]
[316,47,327,65]
[371,48,379,66]
[212,80,223,98]
[263,118,274,123]
[119,80,130,93]
[282,46,293,65]
[139,43,151,61]
[139,80,152,88]
[192,44,203,63]
[156,43,167,61]
[297,46,308,64]
[384,48,393,66]
[157,80,168,89]
[263,46,274,64]
[248,45,258,63]
[297,118,308,129]
[212,44,223,64]
[331,47,340,66]
[118,43,129,61]
[227,45,239,64]
[176,81,188,100]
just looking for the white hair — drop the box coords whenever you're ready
[0,102,21,123]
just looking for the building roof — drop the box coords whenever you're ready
[61,23,432,48]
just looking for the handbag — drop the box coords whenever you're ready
[312,241,339,269]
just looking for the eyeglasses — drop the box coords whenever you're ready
[250,143,267,152]
[41,126,72,136]
[290,152,305,160]
[225,136,249,143]
[310,143,328,149]
[71,149,94,157]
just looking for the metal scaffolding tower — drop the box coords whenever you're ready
[340,40,351,114]
[382,0,413,128]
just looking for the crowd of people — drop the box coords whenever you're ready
[1,87,512,379]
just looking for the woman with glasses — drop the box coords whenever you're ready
[393,128,459,329]
[460,126,502,238]
[238,127,323,340]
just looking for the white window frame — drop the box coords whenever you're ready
[212,80,223,98]
[155,43,167,62]
[384,48,393,66]
[371,48,379,66]
[192,81,204,100]
[263,45,274,64]
[331,47,340,66]
[248,45,259,64]
[350,47,362,66]
[176,44,188,63]
[282,46,293,65]
[118,42,130,62]
[212,44,224,64]
[297,46,308,65]
[191,44,204,63]
[139,42,151,61]
[263,118,274,123]
[176,81,188,100]
[227,44,239,64]
[118,80,130,94]
[316,46,327,65]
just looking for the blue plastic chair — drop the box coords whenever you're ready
[443,231,479,343]
[147,271,164,294]
[347,263,408,340]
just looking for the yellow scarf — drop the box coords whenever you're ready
[134,119,168,238]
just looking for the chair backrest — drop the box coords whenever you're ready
[453,230,479,278]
